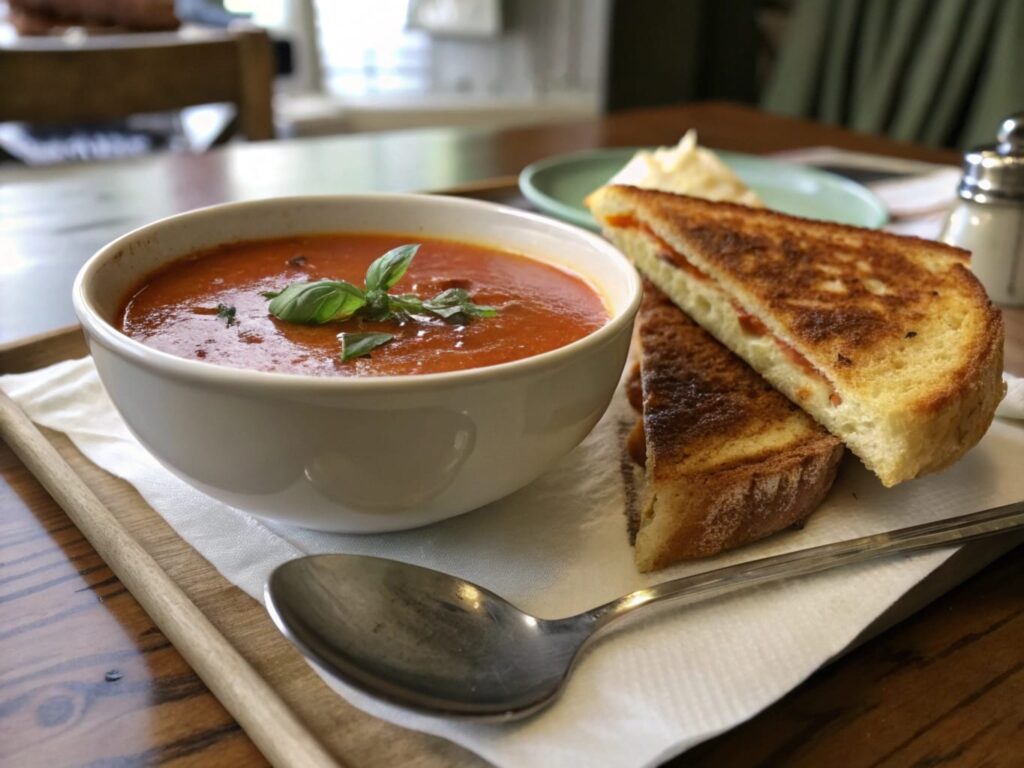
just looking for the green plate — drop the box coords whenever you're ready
[519,147,889,230]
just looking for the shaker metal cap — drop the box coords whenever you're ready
[959,113,1024,203]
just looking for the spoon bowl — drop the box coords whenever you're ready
[266,555,593,717]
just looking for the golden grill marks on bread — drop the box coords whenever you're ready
[588,186,1006,488]
[630,283,844,572]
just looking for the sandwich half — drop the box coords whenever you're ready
[590,186,1005,487]
[629,282,843,571]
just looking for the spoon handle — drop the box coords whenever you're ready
[587,499,1024,630]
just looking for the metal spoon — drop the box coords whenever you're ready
[265,500,1024,720]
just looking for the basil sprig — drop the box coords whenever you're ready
[262,244,497,361]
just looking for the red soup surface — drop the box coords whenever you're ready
[119,233,609,377]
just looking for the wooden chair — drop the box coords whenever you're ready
[0,26,275,143]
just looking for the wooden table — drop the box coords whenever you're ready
[1,102,1022,767]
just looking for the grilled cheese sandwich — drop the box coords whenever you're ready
[590,186,1005,487]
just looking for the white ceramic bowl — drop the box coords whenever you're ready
[73,194,641,532]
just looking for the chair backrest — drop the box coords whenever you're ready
[0,26,274,141]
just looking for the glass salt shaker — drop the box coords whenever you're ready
[941,113,1024,306]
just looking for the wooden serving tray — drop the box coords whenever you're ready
[0,325,490,768]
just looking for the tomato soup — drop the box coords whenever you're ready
[119,233,608,377]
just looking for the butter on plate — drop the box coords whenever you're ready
[607,130,763,207]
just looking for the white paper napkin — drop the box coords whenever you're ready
[2,358,1023,768]
[770,145,961,239]
[870,167,962,220]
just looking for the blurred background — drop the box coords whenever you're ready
[1,0,1021,166]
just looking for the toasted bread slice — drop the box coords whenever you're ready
[589,186,1005,487]
[630,283,843,571]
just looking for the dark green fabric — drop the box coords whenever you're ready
[761,0,1024,148]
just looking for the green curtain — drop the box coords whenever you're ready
[761,0,1024,149]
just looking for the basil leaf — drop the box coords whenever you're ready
[339,331,393,361]
[364,244,419,293]
[216,303,237,326]
[423,288,498,321]
[387,293,424,319]
[266,280,366,324]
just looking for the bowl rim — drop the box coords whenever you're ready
[72,193,642,393]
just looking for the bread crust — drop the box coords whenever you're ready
[633,285,843,571]
[636,443,844,571]
[590,185,1006,486]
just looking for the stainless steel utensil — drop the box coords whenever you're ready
[265,500,1024,720]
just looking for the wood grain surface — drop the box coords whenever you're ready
[1,103,1022,767]
[1,443,264,767]
[0,386,337,768]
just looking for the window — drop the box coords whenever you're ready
[317,0,431,96]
